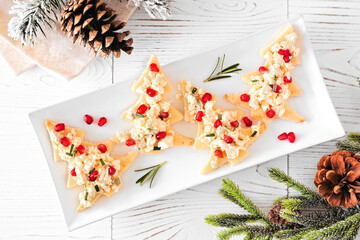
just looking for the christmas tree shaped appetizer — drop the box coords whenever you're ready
[113,55,194,154]
[225,25,305,124]
[179,80,267,174]
[44,120,137,212]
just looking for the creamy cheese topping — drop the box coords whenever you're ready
[249,32,299,117]
[182,81,260,164]
[50,128,121,210]
[117,67,175,152]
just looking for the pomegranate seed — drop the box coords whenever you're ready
[242,117,253,127]
[98,117,107,127]
[54,123,65,132]
[223,135,234,144]
[270,84,282,93]
[214,149,223,158]
[77,145,86,154]
[137,104,148,114]
[266,109,276,118]
[195,111,204,122]
[288,132,296,143]
[278,132,288,140]
[125,138,136,146]
[108,166,116,175]
[97,144,107,153]
[278,49,291,56]
[283,55,291,63]
[84,114,94,125]
[230,120,239,129]
[71,168,77,177]
[201,93,212,104]
[146,88,158,97]
[60,137,71,147]
[259,66,268,73]
[214,119,222,128]
[240,93,250,102]
[89,170,98,182]
[159,111,169,119]
[156,131,167,140]
[284,76,292,83]
[150,63,159,72]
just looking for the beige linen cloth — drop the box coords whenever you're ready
[0,0,136,79]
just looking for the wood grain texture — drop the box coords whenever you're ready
[0,0,359,239]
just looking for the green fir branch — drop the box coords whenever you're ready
[281,208,334,228]
[220,178,274,227]
[274,228,307,239]
[302,212,360,240]
[281,197,321,211]
[337,132,360,153]
[268,168,324,203]
[217,225,275,240]
[205,213,259,227]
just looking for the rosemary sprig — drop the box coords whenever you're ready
[135,161,167,188]
[204,55,242,82]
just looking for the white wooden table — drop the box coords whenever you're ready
[1,0,360,239]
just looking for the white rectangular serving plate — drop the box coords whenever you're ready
[29,17,344,231]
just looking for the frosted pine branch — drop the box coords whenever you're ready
[8,0,65,45]
[132,0,172,20]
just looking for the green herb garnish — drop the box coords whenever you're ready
[206,133,215,137]
[136,112,145,118]
[153,146,161,151]
[225,126,233,131]
[66,144,74,156]
[273,76,278,92]
[218,114,222,120]
[73,148,78,158]
[204,55,242,82]
[135,161,167,188]
[250,131,258,137]
[159,115,164,121]
[114,178,121,185]
[100,159,105,166]
[252,80,259,83]
[147,128,159,133]
[66,152,73,157]
[89,168,95,175]
[192,87,197,94]
[95,185,100,192]
[84,191,88,201]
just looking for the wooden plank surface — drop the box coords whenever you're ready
[0,0,359,239]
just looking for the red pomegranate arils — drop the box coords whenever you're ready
[137,104,148,114]
[84,114,94,125]
[201,93,212,104]
[278,49,291,56]
[284,76,292,83]
[60,137,71,147]
[150,63,159,72]
[125,138,136,146]
[240,93,250,102]
[146,88,158,97]
[159,111,169,119]
[97,144,107,153]
[288,132,296,143]
[230,120,239,129]
[195,111,204,122]
[71,168,77,177]
[259,66,268,73]
[156,131,167,140]
[214,149,223,158]
[98,117,107,127]
[214,119,222,128]
[278,132,288,140]
[266,109,276,119]
[55,123,65,132]
[89,170,98,182]
[77,145,86,154]
[270,84,282,93]
[223,135,234,144]
[283,55,291,63]
[242,117,253,127]
[108,166,116,175]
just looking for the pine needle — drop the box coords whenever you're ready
[220,178,274,227]
[203,55,242,82]
[337,132,360,153]
[217,225,274,240]
[205,213,259,227]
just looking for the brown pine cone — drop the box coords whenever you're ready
[60,0,133,59]
[315,150,360,208]
[268,202,298,227]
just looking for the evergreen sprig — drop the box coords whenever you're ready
[220,178,274,227]
[130,0,172,20]
[205,213,259,227]
[8,0,65,45]
[337,132,360,153]
[205,169,360,239]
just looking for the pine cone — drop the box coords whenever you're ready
[315,150,360,208]
[268,202,298,227]
[60,0,133,59]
